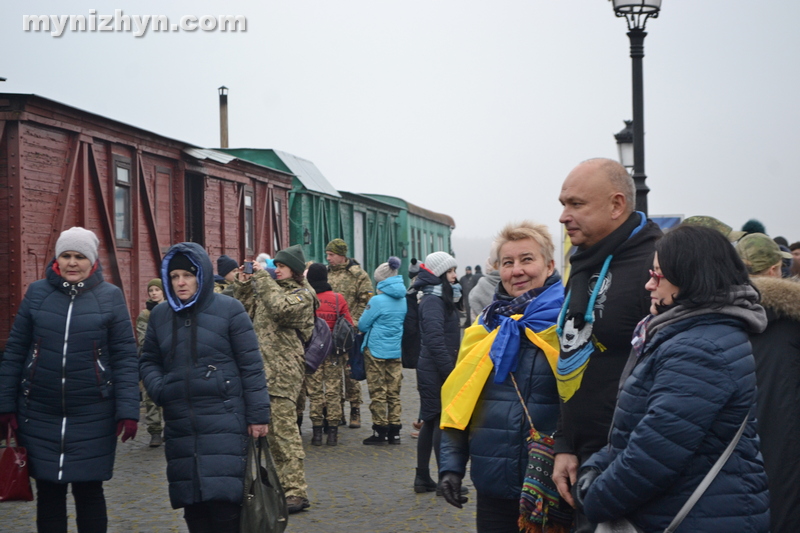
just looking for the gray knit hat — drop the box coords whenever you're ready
[274,245,306,275]
[374,256,401,283]
[424,251,457,277]
[55,227,99,265]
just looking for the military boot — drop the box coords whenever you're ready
[326,426,338,446]
[311,426,324,446]
[387,424,402,445]
[362,424,388,445]
[349,406,361,428]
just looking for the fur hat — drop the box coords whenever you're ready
[274,245,306,275]
[424,251,457,277]
[326,238,348,257]
[736,233,792,274]
[216,254,238,277]
[147,278,163,290]
[374,256,401,283]
[55,227,99,265]
[168,252,197,275]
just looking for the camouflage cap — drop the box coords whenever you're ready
[326,238,348,256]
[681,216,746,242]
[735,233,792,274]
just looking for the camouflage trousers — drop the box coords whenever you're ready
[363,349,403,427]
[343,352,362,408]
[140,382,162,435]
[305,354,344,426]
[267,395,308,500]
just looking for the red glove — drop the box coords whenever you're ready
[0,413,18,440]
[116,419,138,442]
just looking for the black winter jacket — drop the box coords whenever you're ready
[749,276,800,533]
[0,262,139,482]
[140,242,270,509]
[582,308,770,532]
[414,270,461,421]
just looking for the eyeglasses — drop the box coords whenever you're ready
[649,269,665,286]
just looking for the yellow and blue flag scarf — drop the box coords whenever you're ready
[441,282,564,430]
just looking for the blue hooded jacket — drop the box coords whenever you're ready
[139,242,270,509]
[358,275,407,360]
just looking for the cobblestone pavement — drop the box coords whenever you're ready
[4,368,477,532]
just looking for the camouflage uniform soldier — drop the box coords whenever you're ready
[326,238,374,428]
[136,278,164,447]
[235,245,316,514]
[213,254,239,297]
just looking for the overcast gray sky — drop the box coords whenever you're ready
[3,1,798,271]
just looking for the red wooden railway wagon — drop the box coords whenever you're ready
[0,93,293,353]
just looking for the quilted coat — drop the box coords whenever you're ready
[358,275,407,360]
[582,301,770,532]
[414,270,461,421]
[139,242,271,509]
[0,262,139,482]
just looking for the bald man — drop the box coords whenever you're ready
[553,159,662,530]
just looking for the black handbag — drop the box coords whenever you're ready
[240,437,288,533]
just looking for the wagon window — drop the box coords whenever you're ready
[244,188,254,254]
[114,158,132,247]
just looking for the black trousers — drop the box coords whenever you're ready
[183,500,242,533]
[36,479,107,533]
[476,493,522,533]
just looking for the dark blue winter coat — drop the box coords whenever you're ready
[414,270,461,421]
[582,312,770,532]
[439,337,560,499]
[0,262,139,483]
[139,242,271,509]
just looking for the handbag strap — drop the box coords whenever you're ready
[509,373,537,434]
[663,413,750,533]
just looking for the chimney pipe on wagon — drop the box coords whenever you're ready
[218,86,229,148]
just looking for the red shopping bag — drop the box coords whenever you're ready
[0,424,34,501]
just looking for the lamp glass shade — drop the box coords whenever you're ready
[612,0,661,14]
[617,142,634,169]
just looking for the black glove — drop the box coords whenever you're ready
[572,467,601,513]
[440,471,468,509]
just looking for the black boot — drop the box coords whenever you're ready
[311,426,323,446]
[414,467,437,493]
[362,424,388,445]
[326,426,338,446]
[387,424,402,445]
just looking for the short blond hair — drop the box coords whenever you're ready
[492,221,554,266]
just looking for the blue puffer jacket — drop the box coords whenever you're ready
[582,309,770,532]
[358,275,407,360]
[140,242,271,509]
[0,262,139,482]
[439,337,559,498]
[414,270,461,421]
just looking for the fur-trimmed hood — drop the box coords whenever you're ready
[752,276,800,322]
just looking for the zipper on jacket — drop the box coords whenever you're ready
[23,339,42,408]
[181,315,202,501]
[94,345,111,399]
[58,284,78,481]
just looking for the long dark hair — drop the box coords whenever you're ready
[655,225,750,311]
[438,272,458,314]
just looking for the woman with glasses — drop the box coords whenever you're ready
[573,225,770,532]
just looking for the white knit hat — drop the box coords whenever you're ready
[55,227,99,265]
[424,251,457,277]
[374,256,401,283]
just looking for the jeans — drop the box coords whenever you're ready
[36,479,107,533]
[184,500,242,533]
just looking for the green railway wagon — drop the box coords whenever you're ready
[218,149,455,285]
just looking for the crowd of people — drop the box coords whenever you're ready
[0,157,798,532]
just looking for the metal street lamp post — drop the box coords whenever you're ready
[614,120,635,170]
[611,0,661,216]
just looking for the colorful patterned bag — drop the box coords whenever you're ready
[510,375,573,533]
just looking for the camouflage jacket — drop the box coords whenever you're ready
[136,308,150,348]
[236,271,317,399]
[328,260,373,322]
[214,280,235,297]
